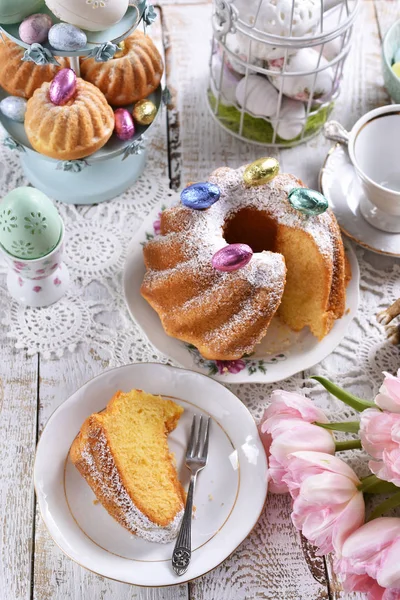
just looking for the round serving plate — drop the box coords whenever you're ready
[34,362,268,586]
[320,143,400,257]
[0,85,162,204]
[0,1,147,57]
[123,202,360,384]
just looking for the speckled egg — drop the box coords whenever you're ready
[48,22,87,51]
[44,0,129,32]
[181,182,221,210]
[19,12,53,44]
[0,187,62,259]
[288,188,328,216]
[243,158,280,187]
[0,96,27,122]
[0,0,44,25]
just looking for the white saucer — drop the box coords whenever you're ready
[34,363,267,587]
[320,144,400,256]
[123,203,360,384]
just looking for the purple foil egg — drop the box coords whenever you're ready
[114,108,135,141]
[212,244,253,272]
[49,68,77,106]
[19,13,53,45]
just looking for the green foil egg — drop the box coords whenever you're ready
[0,187,62,259]
[288,187,329,216]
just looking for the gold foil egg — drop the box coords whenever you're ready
[114,40,126,59]
[243,157,280,187]
[132,99,157,126]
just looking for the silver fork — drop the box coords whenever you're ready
[172,414,211,576]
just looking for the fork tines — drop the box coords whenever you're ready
[187,415,210,462]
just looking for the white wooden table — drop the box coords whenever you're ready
[1,2,400,599]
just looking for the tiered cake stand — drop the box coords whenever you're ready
[0,1,165,204]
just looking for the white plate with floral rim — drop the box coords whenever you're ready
[34,363,268,586]
[123,204,360,383]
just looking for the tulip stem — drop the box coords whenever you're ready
[335,439,362,451]
[359,474,399,494]
[311,376,376,412]
[316,421,360,433]
[367,490,400,521]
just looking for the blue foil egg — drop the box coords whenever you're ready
[181,182,221,210]
[288,188,328,216]
[48,23,87,52]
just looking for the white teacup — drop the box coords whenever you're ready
[324,105,400,233]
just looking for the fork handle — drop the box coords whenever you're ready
[172,473,197,576]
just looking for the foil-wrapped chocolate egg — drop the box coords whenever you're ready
[49,68,77,106]
[48,23,87,52]
[19,13,53,44]
[0,96,27,122]
[212,244,253,272]
[114,108,135,141]
[132,99,157,126]
[243,157,280,186]
[288,188,329,216]
[181,182,220,210]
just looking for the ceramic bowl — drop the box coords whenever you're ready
[382,19,400,103]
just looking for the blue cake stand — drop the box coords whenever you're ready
[0,1,164,204]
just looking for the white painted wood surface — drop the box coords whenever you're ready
[0,2,399,599]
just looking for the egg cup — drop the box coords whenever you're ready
[1,222,70,308]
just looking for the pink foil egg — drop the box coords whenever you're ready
[212,243,253,272]
[19,13,53,45]
[114,108,135,141]
[49,68,77,106]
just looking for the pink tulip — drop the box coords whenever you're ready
[283,451,365,555]
[370,449,400,488]
[261,390,329,426]
[375,370,400,413]
[336,518,400,599]
[360,408,400,459]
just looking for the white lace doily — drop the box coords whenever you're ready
[0,133,400,426]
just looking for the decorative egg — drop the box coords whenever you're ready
[212,244,253,272]
[181,182,221,210]
[210,53,242,106]
[49,68,77,105]
[0,0,44,25]
[235,75,279,118]
[48,23,87,51]
[0,187,62,259]
[268,49,334,101]
[114,108,135,140]
[0,96,27,122]
[392,62,400,79]
[44,0,129,32]
[243,157,279,187]
[288,188,328,216]
[19,13,53,44]
[132,99,157,126]
[271,97,306,141]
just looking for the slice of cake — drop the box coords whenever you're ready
[70,389,185,543]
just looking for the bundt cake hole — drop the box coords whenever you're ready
[223,208,278,253]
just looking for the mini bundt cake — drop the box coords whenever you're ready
[141,162,349,360]
[80,30,163,106]
[0,37,70,99]
[70,389,185,543]
[25,78,114,160]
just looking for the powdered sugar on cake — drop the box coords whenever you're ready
[80,433,183,544]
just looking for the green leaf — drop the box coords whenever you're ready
[311,376,375,412]
[335,439,362,451]
[316,421,360,433]
[367,490,400,521]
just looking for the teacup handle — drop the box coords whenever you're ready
[324,121,350,145]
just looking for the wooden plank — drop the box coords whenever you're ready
[31,12,189,600]
[0,324,38,600]
[374,0,400,41]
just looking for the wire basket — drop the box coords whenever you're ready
[207,0,359,147]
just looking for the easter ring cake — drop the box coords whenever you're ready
[141,159,349,361]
